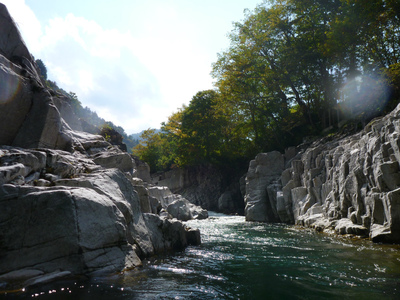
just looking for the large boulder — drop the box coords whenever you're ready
[0,162,199,288]
[0,184,142,276]
[132,156,152,183]
[147,184,208,220]
[167,198,193,221]
[143,213,200,253]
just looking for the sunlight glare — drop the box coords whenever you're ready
[339,75,390,119]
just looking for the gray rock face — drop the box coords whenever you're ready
[152,165,224,211]
[244,104,400,243]
[53,94,83,131]
[0,148,200,288]
[167,198,193,221]
[152,164,246,215]
[244,151,284,222]
[218,178,246,214]
[133,157,152,183]
[0,42,68,149]
[0,184,142,275]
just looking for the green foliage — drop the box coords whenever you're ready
[135,0,400,174]
[179,90,225,165]
[35,59,47,80]
[384,63,400,110]
[100,124,123,145]
[212,0,400,147]
[133,129,163,172]
[68,92,82,113]
[36,0,400,175]
[133,90,252,172]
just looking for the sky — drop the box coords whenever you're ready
[1,0,262,135]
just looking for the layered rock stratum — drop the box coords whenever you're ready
[244,106,400,243]
[0,3,202,289]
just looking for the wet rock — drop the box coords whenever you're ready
[167,198,193,221]
[186,228,201,245]
[161,218,188,251]
[148,184,208,221]
[23,271,72,288]
[190,204,208,220]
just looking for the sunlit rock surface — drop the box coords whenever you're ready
[147,185,208,221]
[244,151,285,222]
[0,3,201,290]
[244,104,400,243]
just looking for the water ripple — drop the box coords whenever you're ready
[12,213,400,299]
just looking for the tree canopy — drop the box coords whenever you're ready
[134,0,400,173]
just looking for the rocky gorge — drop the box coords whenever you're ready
[0,3,203,290]
[2,0,400,295]
[244,106,400,243]
[152,106,400,245]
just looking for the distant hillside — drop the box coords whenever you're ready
[36,59,141,152]
[129,129,161,142]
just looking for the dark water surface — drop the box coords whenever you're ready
[3,213,400,299]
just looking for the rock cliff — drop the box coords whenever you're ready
[153,165,245,214]
[244,105,400,243]
[0,3,201,290]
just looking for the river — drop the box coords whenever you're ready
[5,213,400,299]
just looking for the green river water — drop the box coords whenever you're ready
[4,213,400,299]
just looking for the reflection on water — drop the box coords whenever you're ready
[4,213,400,299]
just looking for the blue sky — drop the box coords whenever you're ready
[1,0,262,134]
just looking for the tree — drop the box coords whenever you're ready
[35,59,47,80]
[68,92,83,115]
[179,90,228,165]
[159,109,185,169]
[133,129,162,172]
[134,0,400,172]
[213,0,400,146]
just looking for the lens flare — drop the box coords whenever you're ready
[338,74,391,120]
[0,61,23,104]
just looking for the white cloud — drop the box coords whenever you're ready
[1,0,216,134]
[41,13,131,59]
